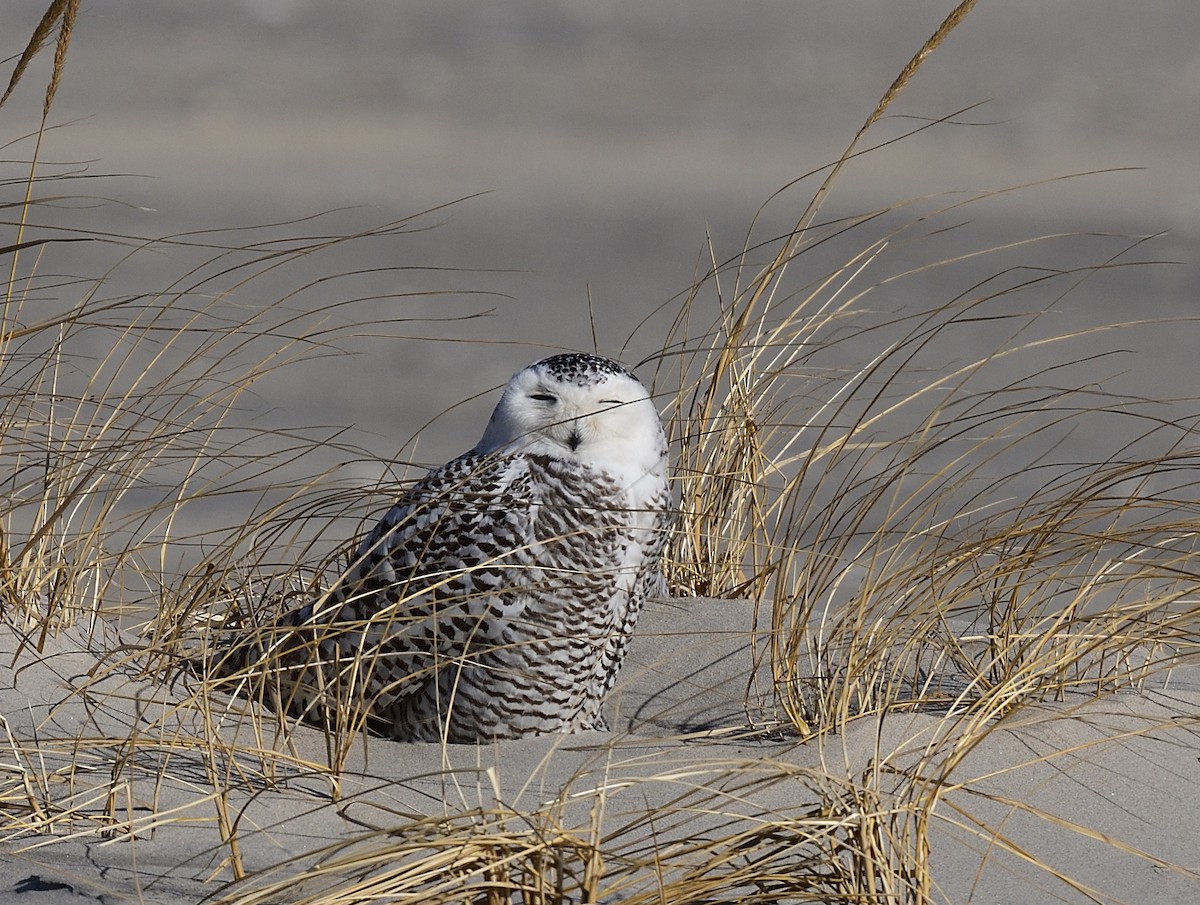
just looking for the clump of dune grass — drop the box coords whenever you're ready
[6,1,1200,903]
[646,167,1200,734]
[635,0,1199,734]
[208,757,932,905]
[0,178,492,631]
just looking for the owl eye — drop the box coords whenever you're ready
[599,399,624,405]
[530,393,558,404]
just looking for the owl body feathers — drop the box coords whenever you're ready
[249,354,673,742]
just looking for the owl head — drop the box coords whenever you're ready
[473,354,667,478]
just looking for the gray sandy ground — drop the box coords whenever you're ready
[2,599,1198,903]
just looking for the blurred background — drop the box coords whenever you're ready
[3,0,1197,487]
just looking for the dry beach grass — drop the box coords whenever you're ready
[3,3,1200,902]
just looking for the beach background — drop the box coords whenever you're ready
[4,0,1197,470]
[3,3,1199,903]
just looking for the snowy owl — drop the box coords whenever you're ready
[240,353,673,742]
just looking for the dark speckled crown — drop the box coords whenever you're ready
[535,353,637,387]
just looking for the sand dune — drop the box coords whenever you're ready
[2,600,1198,903]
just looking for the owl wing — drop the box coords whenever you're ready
[346,450,536,619]
[270,452,563,721]
[349,450,533,611]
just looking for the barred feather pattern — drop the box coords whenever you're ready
[238,354,673,742]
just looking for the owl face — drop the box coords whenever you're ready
[474,354,667,476]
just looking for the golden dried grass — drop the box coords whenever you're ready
[4,4,1200,904]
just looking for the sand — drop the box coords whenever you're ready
[2,599,1198,904]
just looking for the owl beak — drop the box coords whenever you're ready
[567,427,583,451]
